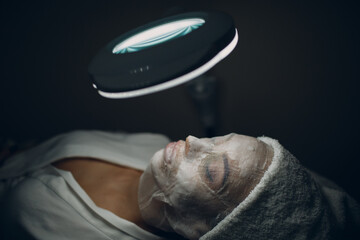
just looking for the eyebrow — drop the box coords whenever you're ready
[222,154,229,186]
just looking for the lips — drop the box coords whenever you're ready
[165,142,177,164]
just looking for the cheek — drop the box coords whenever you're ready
[166,163,206,205]
[168,167,224,212]
[170,164,199,194]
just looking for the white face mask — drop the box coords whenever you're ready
[138,133,274,240]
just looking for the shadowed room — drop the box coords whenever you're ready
[0,1,359,237]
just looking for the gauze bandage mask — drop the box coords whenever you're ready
[138,134,274,240]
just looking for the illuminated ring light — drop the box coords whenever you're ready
[89,11,238,98]
[112,18,206,54]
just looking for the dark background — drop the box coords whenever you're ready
[0,0,359,201]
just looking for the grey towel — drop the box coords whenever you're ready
[200,137,360,240]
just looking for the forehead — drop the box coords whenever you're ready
[211,134,258,147]
[211,134,260,161]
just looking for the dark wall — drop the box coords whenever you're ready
[1,0,359,200]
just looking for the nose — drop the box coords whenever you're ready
[185,135,214,157]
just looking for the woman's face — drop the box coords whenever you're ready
[138,133,273,239]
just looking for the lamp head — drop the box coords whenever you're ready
[88,11,238,98]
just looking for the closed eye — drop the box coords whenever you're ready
[205,164,215,182]
[222,154,229,186]
[201,154,229,191]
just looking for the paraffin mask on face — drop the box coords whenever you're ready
[138,133,274,240]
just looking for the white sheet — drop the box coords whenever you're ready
[0,130,170,240]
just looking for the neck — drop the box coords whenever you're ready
[106,167,166,234]
[114,168,183,238]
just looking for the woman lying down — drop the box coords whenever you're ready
[0,130,359,239]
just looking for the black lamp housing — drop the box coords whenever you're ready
[88,11,238,98]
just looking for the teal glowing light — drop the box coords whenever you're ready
[112,18,205,54]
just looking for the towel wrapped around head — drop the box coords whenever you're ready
[201,136,336,240]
